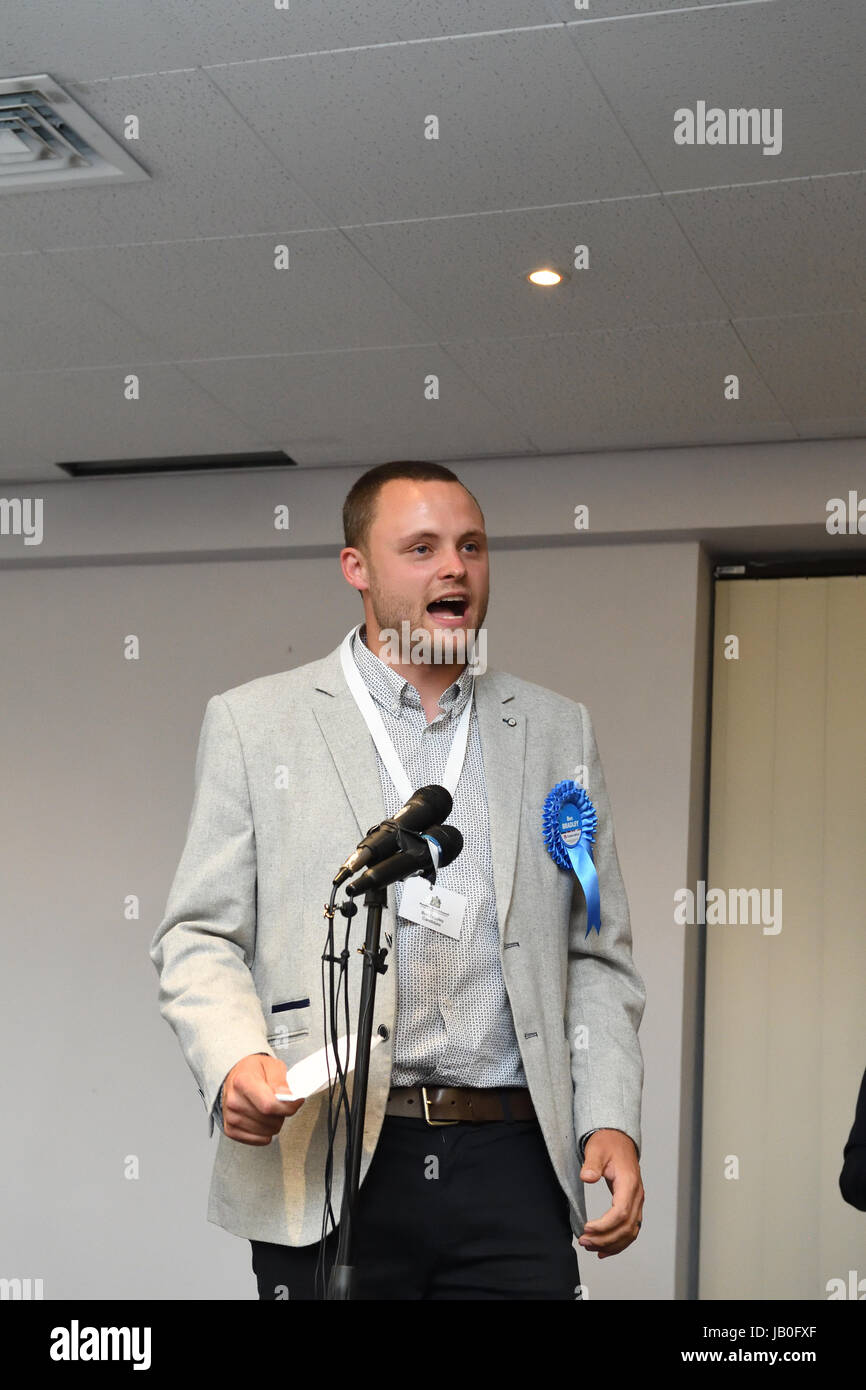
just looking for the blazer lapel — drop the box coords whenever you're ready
[474,669,526,938]
[310,641,526,937]
[310,642,388,842]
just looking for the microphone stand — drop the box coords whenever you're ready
[326,829,435,1300]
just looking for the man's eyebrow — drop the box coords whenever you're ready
[397,528,486,545]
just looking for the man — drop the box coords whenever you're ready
[150,460,646,1300]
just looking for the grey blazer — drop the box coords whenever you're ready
[149,637,646,1247]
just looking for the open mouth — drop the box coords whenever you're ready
[426,595,469,621]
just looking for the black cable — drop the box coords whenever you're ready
[315,883,355,1299]
[315,884,340,1299]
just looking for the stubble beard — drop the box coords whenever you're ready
[365,576,421,642]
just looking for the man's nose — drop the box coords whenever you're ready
[438,549,467,575]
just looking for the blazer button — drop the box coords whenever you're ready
[377,1025,390,1040]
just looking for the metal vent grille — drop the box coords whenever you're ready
[0,74,148,193]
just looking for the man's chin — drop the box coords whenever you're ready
[376,612,480,656]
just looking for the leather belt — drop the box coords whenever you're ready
[386,1085,536,1126]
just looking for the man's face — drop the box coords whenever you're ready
[344,478,489,646]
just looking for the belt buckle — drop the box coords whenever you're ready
[421,1085,460,1126]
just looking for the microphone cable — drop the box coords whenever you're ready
[315,880,355,1300]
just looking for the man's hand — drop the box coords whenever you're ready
[578,1128,644,1258]
[221,1053,305,1145]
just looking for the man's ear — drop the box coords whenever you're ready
[340,546,368,592]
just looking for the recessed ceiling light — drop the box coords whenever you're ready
[526,267,568,287]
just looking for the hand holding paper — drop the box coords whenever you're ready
[274,1031,384,1101]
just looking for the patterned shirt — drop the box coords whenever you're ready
[351,624,527,1089]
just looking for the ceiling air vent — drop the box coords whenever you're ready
[0,74,148,193]
[57,452,299,478]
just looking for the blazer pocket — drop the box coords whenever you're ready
[267,995,312,1047]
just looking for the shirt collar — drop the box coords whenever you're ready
[350,623,474,719]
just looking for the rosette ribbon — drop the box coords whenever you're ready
[542,779,601,936]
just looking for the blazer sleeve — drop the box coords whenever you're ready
[149,694,277,1136]
[566,701,646,1161]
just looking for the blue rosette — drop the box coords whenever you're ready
[542,779,601,936]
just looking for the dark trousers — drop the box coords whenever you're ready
[250,1113,580,1300]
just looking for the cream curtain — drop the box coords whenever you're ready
[700,576,866,1299]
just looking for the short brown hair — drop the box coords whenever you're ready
[342,460,481,551]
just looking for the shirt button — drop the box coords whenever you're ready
[377,1024,390,1040]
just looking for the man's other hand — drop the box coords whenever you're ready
[221,1053,305,1145]
[578,1128,644,1258]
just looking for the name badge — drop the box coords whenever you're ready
[399,875,467,940]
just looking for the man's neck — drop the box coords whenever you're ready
[361,619,465,722]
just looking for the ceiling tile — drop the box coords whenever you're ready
[0,444,54,480]
[343,196,729,336]
[0,363,263,467]
[207,27,656,225]
[177,344,538,465]
[2,0,726,88]
[3,0,590,80]
[47,232,435,356]
[446,321,796,449]
[785,414,866,438]
[5,0,215,83]
[668,173,866,317]
[562,0,723,12]
[734,311,866,416]
[0,253,158,369]
[571,0,866,187]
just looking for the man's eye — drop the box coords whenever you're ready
[411,541,481,555]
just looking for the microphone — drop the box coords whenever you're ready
[333,785,453,887]
[344,824,463,898]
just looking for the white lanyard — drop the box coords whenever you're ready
[339,625,474,806]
